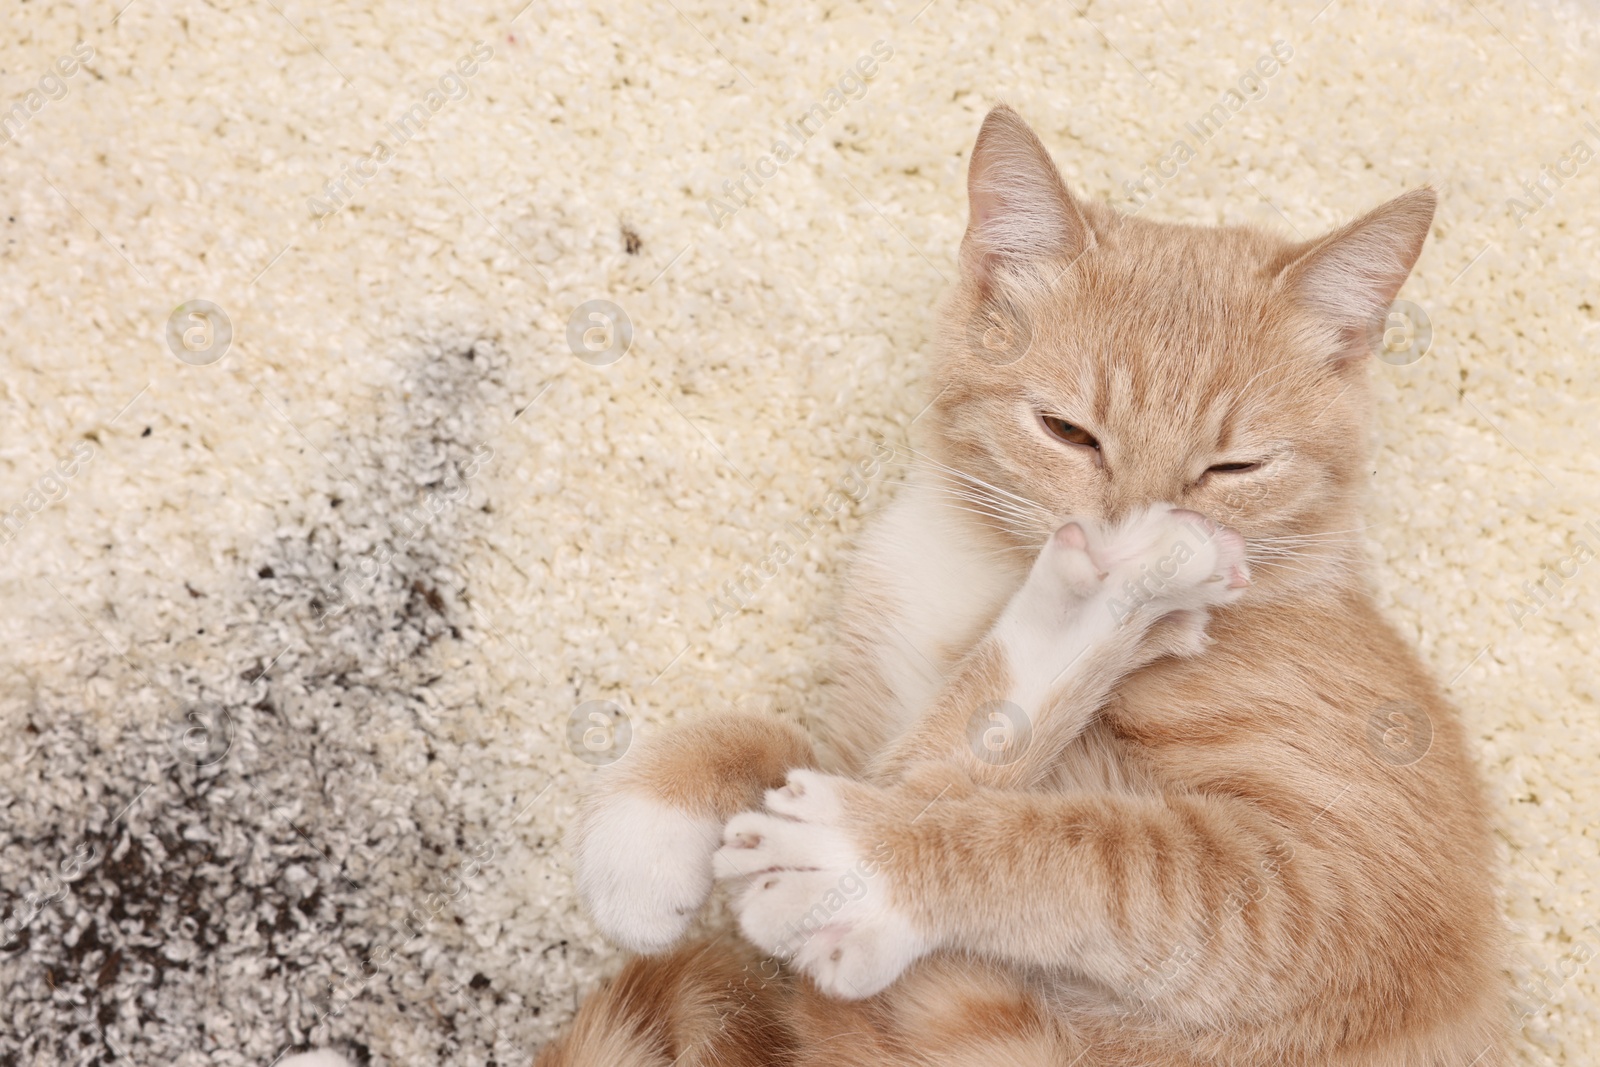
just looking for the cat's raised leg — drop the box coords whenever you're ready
[873,503,1249,789]
[573,711,814,953]
[714,505,1248,996]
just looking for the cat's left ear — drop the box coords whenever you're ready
[960,104,1096,292]
[1274,188,1436,362]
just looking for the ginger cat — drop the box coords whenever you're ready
[541,104,1505,1066]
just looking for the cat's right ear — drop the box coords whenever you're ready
[960,104,1095,292]
[1273,187,1437,364]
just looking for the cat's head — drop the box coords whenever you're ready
[926,104,1435,594]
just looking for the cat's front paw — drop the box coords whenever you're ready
[574,790,722,953]
[713,769,929,999]
[1001,520,1107,633]
[1095,505,1250,619]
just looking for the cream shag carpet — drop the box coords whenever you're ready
[1,0,1597,1064]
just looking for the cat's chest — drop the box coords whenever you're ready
[856,480,1024,736]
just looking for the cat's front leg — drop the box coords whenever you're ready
[703,525,1113,995]
[712,506,1250,996]
[987,508,1250,702]
[873,504,1250,788]
[713,767,932,998]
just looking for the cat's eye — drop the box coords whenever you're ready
[1207,461,1261,474]
[1040,415,1100,451]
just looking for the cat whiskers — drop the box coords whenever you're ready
[1248,522,1386,544]
[926,488,1052,544]
[929,490,1047,536]
[1245,546,1363,581]
[1242,525,1382,582]
[898,446,1053,516]
[897,447,1057,541]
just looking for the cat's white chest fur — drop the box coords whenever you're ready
[850,473,1024,738]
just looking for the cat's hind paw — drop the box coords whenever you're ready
[574,791,722,954]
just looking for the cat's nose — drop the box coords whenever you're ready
[1101,477,1190,527]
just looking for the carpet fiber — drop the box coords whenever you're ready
[1,0,1597,1064]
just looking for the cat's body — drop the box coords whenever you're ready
[539,106,1506,1066]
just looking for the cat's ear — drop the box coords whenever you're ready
[1274,188,1436,362]
[960,104,1094,291]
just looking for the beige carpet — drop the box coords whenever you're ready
[1,0,1597,1063]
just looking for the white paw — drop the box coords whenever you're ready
[713,769,928,999]
[1018,521,1105,609]
[1093,505,1249,619]
[1004,507,1246,642]
[574,791,722,953]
